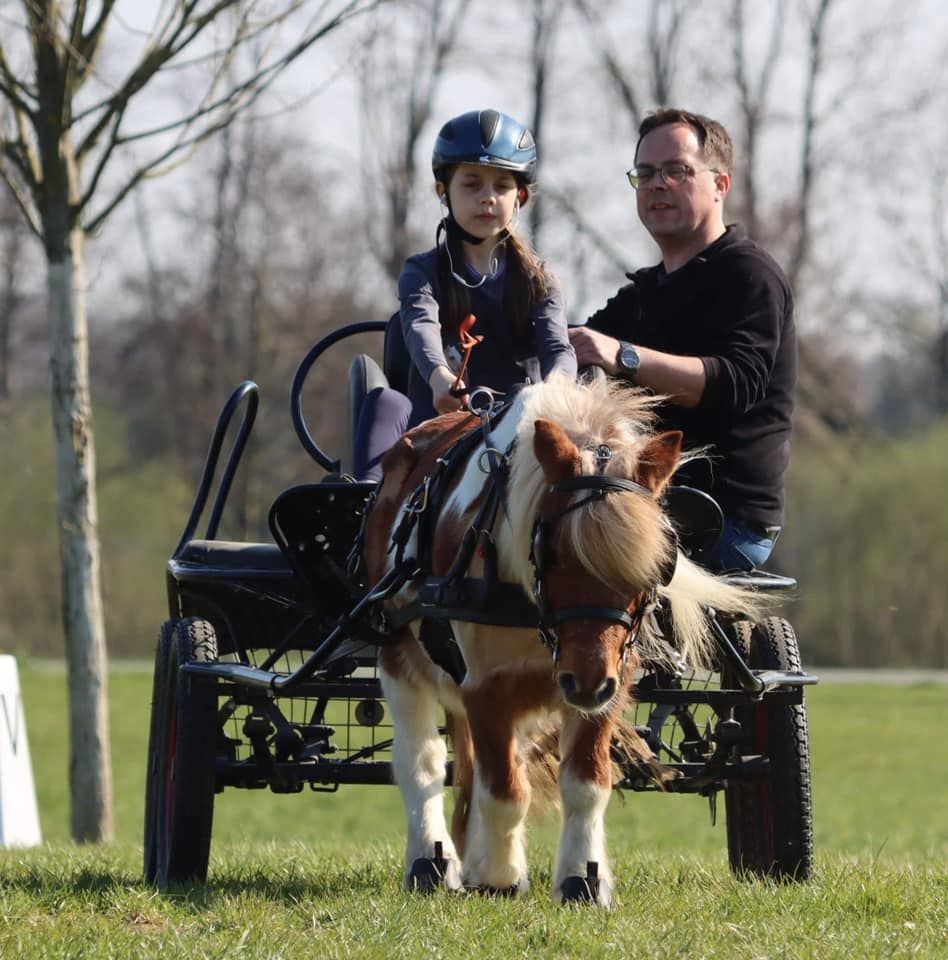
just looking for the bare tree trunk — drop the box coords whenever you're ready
[0,191,26,400]
[729,0,786,244]
[786,0,833,290]
[933,166,948,414]
[529,0,561,246]
[359,0,471,284]
[647,0,685,105]
[47,226,113,843]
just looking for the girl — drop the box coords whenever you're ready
[353,108,576,480]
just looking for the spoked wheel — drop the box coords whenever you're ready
[153,617,219,889]
[143,620,175,884]
[724,617,814,881]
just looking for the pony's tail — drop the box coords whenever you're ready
[445,711,473,857]
[647,553,772,670]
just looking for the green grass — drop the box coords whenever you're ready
[1,668,946,958]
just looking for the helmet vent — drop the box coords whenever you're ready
[518,129,535,150]
[479,109,500,148]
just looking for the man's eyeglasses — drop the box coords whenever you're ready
[626,162,721,190]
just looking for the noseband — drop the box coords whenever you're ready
[529,473,678,668]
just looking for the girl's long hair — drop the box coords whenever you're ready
[435,171,551,346]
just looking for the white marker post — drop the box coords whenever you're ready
[0,655,42,846]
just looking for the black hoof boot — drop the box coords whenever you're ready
[408,842,449,894]
[561,861,601,904]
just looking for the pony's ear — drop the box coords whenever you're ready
[636,430,683,495]
[534,418,581,484]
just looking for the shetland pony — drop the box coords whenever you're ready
[362,375,761,906]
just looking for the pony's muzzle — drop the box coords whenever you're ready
[558,672,617,711]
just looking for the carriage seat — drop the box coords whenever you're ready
[663,485,724,561]
[172,539,291,575]
[345,313,411,474]
[663,485,797,590]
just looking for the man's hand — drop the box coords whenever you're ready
[568,326,620,375]
[569,326,707,406]
[428,365,466,414]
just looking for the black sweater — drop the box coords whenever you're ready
[587,225,796,527]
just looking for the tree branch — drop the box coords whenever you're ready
[0,39,36,113]
[573,0,641,128]
[545,186,634,276]
[0,164,42,238]
[74,0,119,89]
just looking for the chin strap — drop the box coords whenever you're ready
[440,213,483,246]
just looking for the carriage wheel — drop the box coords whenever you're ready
[143,620,175,883]
[724,616,813,881]
[154,617,219,889]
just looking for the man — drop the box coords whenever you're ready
[570,109,796,571]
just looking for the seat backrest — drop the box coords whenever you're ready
[662,485,724,561]
[383,312,411,395]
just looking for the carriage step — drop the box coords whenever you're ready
[561,861,601,903]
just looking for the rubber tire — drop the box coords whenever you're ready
[155,617,219,889]
[724,616,814,881]
[143,620,175,884]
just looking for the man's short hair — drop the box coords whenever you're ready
[636,109,733,174]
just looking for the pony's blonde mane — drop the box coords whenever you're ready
[501,375,767,669]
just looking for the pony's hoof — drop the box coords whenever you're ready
[558,861,611,907]
[406,842,461,894]
[560,875,599,903]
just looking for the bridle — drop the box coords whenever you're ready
[529,472,678,670]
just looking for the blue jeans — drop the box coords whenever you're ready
[704,516,780,572]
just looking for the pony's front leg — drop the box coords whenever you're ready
[554,712,616,906]
[462,687,531,895]
[379,644,462,892]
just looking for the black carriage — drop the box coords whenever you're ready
[143,320,817,890]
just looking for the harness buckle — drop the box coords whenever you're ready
[477,447,507,474]
[406,476,431,514]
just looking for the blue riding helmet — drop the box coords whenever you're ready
[432,109,537,184]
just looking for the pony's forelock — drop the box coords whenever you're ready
[504,376,672,594]
[499,376,772,669]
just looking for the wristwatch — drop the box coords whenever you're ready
[616,341,641,381]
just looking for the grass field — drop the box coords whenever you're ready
[1,666,946,958]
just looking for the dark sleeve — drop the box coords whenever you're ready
[585,283,638,340]
[699,256,793,415]
[532,274,577,379]
[397,256,447,385]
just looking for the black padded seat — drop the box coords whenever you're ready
[174,539,291,574]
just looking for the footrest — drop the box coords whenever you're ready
[756,669,819,689]
[723,570,797,591]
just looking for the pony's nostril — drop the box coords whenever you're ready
[596,677,617,705]
[558,673,577,698]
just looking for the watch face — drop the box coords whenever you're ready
[619,343,640,373]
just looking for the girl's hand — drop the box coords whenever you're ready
[429,365,466,414]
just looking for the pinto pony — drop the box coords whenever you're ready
[362,375,761,906]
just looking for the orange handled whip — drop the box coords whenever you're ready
[450,314,484,397]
